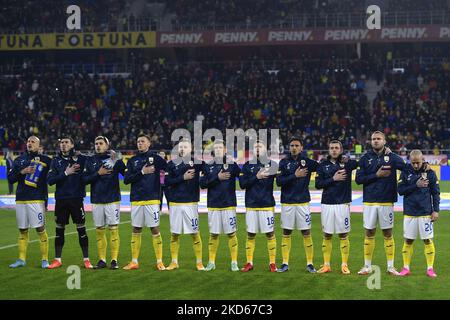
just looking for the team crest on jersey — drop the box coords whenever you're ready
[189,160,194,167]
[286,163,291,170]
[134,160,139,166]
[368,158,373,165]
[325,165,330,171]
[407,173,412,181]
[148,157,154,164]
[264,164,270,169]
[384,155,389,163]
[34,157,40,162]
[223,164,229,170]
[339,162,345,168]
[301,160,306,167]
[422,172,427,179]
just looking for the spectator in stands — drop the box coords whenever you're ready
[5,151,14,195]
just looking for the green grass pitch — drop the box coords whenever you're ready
[0,180,449,300]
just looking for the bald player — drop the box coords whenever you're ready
[8,136,51,268]
[397,150,440,277]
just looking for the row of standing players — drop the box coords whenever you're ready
[7,131,440,277]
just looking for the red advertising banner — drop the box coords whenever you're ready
[157,25,450,47]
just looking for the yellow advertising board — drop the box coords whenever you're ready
[0,32,156,50]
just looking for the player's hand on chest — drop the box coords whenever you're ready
[322,162,341,178]
[368,154,392,171]
[64,156,84,174]
[175,162,199,178]
[212,163,233,177]
[287,159,310,178]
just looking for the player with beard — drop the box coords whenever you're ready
[165,139,206,271]
[240,140,278,272]
[315,140,358,274]
[356,131,408,276]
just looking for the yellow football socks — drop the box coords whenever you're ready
[131,232,142,263]
[18,230,29,261]
[152,233,163,263]
[364,236,375,266]
[322,238,332,265]
[281,234,291,265]
[170,234,180,263]
[402,241,413,269]
[38,230,48,261]
[109,226,120,262]
[228,233,238,263]
[96,228,107,262]
[384,236,395,268]
[246,236,256,264]
[425,240,435,269]
[303,234,314,265]
[192,233,203,264]
[267,236,277,264]
[208,235,219,264]
[340,237,350,265]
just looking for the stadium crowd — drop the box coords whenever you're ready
[1,0,448,34]
[168,0,365,26]
[373,60,450,153]
[0,56,449,154]
[0,0,129,33]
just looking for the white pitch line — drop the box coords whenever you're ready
[0,220,131,250]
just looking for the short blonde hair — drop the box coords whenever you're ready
[371,131,386,139]
[409,149,423,159]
